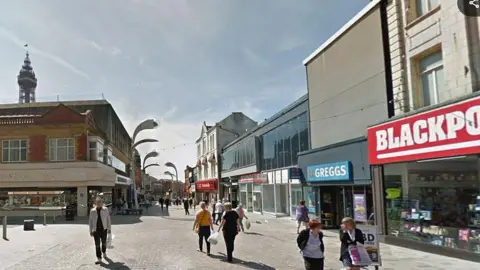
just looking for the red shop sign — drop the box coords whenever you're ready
[196,179,217,191]
[367,95,480,164]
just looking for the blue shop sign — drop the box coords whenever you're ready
[288,167,304,180]
[307,161,352,182]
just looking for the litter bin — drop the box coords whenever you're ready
[65,206,75,221]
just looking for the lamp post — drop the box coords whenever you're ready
[131,119,159,210]
[164,171,176,198]
[143,150,159,169]
[165,162,178,181]
[143,162,160,191]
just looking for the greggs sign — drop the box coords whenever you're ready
[367,95,480,164]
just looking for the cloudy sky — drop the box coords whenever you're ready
[0,0,369,179]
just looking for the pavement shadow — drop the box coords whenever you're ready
[215,252,276,269]
[100,257,132,269]
[244,232,263,236]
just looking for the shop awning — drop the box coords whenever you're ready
[195,179,217,191]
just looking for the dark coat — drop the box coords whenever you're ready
[339,228,364,261]
[297,229,325,253]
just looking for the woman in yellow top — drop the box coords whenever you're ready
[192,201,214,255]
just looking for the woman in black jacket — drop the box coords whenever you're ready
[296,220,324,270]
[339,217,365,270]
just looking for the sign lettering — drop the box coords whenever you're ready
[307,161,352,182]
[368,96,480,164]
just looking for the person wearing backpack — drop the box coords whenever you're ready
[296,220,324,270]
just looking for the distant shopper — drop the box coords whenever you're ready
[183,197,190,215]
[234,204,248,232]
[159,197,164,210]
[340,217,365,270]
[189,198,193,209]
[89,197,112,264]
[165,197,170,210]
[211,199,217,223]
[193,201,214,255]
[215,200,224,225]
[217,202,240,263]
[296,200,309,234]
[297,220,324,270]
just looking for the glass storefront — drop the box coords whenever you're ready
[253,184,262,213]
[291,184,303,215]
[384,156,480,254]
[0,189,77,210]
[262,184,275,213]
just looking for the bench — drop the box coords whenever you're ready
[24,219,35,231]
[124,209,143,215]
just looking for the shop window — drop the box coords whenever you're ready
[384,156,480,253]
[298,113,309,152]
[418,51,445,107]
[415,0,440,18]
[2,139,27,162]
[49,138,75,161]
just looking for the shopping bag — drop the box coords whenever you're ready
[207,232,219,245]
[107,233,115,249]
[245,219,251,230]
[349,244,372,266]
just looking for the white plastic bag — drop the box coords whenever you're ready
[245,219,251,230]
[207,232,219,245]
[107,233,115,249]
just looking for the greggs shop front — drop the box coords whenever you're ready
[368,94,480,261]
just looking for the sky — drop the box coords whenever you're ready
[0,0,369,180]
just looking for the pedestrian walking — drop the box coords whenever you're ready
[339,217,365,270]
[192,201,214,255]
[215,200,224,225]
[88,197,112,264]
[234,204,248,232]
[296,200,309,234]
[211,199,217,224]
[217,202,240,263]
[159,197,164,210]
[297,220,325,270]
[183,197,190,215]
[165,197,170,211]
[189,198,193,209]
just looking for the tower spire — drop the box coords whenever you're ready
[18,44,37,104]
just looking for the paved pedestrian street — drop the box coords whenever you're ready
[1,205,479,270]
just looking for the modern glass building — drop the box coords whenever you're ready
[220,94,309,216]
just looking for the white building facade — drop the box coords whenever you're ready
[195,113,257,202]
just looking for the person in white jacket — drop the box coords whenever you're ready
[88,197,112,264]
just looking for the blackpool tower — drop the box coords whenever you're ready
[17,44,37,104]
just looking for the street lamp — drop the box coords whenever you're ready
[143,162,160,171]
[165,162,178,181]
[164,171,176,180]
[131,119,159,210]
[142,150,159,168]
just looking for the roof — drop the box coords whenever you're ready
[0,99,109,109]
[223,93,308,150]
[302,0,381,65]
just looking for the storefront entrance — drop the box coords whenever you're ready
[312,185,373,228]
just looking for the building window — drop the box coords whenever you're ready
[261,112,308,171]
[2,139,27,162]
[415,0,439,17]
[49,138,75,161]
[419,51,444,106]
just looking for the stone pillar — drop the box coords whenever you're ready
[77,186,88,217]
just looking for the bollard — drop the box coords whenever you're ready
[53,212,56,224]
[2,216,7,240]
[43,213,47,226]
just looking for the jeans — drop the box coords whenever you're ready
[303,257,324,270]
[215,212,223,224]
[198,226,211,253]
[239,218,244,231]
[93,229,108,258]
[223,231,236,262]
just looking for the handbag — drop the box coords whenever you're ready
[106,233,114,249]
[195,210,208,233]
[245,219,251,230]
[348,244,372,266]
